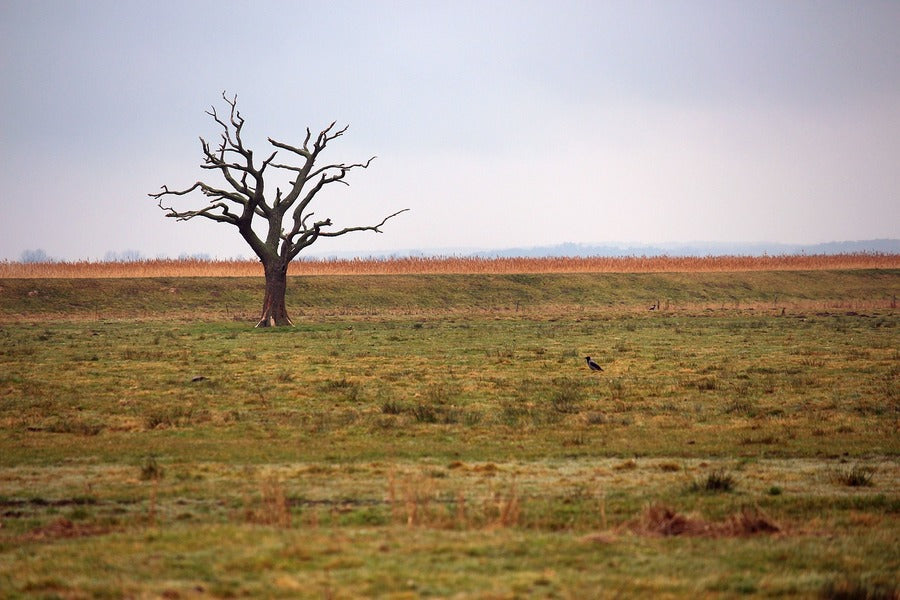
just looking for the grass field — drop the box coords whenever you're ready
[0,268,897,598]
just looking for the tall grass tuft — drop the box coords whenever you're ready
[691,469,736,493]
[412,403,438,423]
[244,478,292,528]
[835,465,875,487]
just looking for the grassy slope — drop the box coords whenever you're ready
[0,271,897,597]
[1,269,897,319]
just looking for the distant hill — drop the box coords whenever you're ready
[471,239,900,258]
[309,239,900,260]
[21,239,898,263]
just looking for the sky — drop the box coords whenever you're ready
[1,0,898,261]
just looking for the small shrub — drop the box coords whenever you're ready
[835,465,875,488]
[412,403,438,423]
[585,411,608,425]
[140,456,164,481]
[381,400,404,415]
[696,376,718,391]
[692,469,736,493]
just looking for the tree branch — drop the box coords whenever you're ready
[305,157,376,184]
[317,208,410,237]
[284,208,409,261]
[267,137,311,159]
[151,184,240,225]
[270,122,359,212]
[285,157,376,232]
[153,95,407,273]
[197,92,273,218]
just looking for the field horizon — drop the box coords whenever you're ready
[2,252,898,279]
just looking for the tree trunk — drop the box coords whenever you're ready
[256,262,293,327]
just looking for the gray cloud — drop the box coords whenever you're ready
[1,0,897,260]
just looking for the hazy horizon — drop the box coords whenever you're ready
[11,238,899,264]
[2,1,898,262]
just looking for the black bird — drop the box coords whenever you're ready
[585,356,603,372]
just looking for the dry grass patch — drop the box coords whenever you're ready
[242,477,292,528]
[20,517,113,542]
[627,503,781,538]
[385,469,521,530]
[2,253,898,278]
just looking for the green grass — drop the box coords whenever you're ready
[1,269,897,318]
[0,271,897,597]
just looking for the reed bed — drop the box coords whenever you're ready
[1,253,897,279]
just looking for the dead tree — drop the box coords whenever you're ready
[150,92,408,326]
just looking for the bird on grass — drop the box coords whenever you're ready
[585,356,603,372]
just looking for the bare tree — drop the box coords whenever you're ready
[150,93,408,326]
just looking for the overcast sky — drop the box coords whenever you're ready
[1,0,898,261]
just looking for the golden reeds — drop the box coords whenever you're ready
[1,253,897,279]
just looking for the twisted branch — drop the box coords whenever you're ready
[150,93,408,264]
